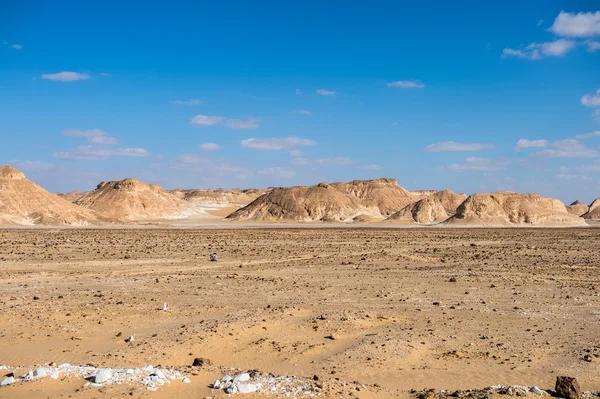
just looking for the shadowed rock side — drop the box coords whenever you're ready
[330,178,416,217]
[226,182,382,222]
[388,197,450,224]
[0,166,98,225]
[75,178,198,221]
[446,192,586,226]
[566,200,589,216]
[583,198,600,220]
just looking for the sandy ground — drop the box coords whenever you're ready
[1,228,600,398]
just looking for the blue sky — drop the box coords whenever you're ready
[1,1,600,203]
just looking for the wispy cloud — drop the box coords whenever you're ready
[514,139,548,151]
[549,11,600,38]
[292,157,356,166]
[557,173,591,181]
[11,44,23,50]
[574,160,600,173]
[199,143,223,151]
[240,136,317,150]
[316,89,336,96]
[387,80,425,89]
[582,89,600,107]
[502,39,576,60]
[63,128,118,144]
[225,117,260,129]
[8,160,55,170]
[575,131,600,139]
[288,149,306,157]
[585,41,600,52]
[190,115,225,126]
[171,99,202,105]
[53,146,148,161]
[257,167,296,179]
[41,72,90,82]
[425,141,494,152]
[296,109,312,115]
[445,157,510,172]
[534,139,600,159]
[360,164,383,170]
[295,89,301,95]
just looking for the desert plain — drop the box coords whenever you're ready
[1,227,600,398]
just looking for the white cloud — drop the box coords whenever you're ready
[199,143,223,151]
[581,89,600,108]
[557,173,591,181]
[62,128,118,144]
[316,89,336,96]
[514,139,549,151]
[574,160,600,173]
[240,136,317,150]
[360,164,383,170]
[225,117,260,129]
[190,115,224,126]
[8,160,55,170]
[549,11,600,38]
[11,44,23,50]
[41,72,90,81]
[53,146,148,161]
[446,157,510,172]
[502,39,576,60]
[175,154,207,164]
[295,89,301,95]
[586,40,600,51]
[288,149,305,157]
[537,20,544,27]
[575,131,600,139]
[297,109,312,115]
[425,141,494,152]
[387,80,425,89]
[171,99,202,105]
[89,136,119,144]
[534,139,600,159]
[257,167,296,179]
[292,157,356,166]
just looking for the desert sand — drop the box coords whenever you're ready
[1,227,600,398]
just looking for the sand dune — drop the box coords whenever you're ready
[0,166,97,225]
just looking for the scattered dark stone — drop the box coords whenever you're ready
[555,376,581,399]
[192,357,212,367]
[33,296,40,300]
[449,277,457,283]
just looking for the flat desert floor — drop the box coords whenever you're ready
[1,228,600,398]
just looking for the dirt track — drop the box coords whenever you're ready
[1,228,600,397]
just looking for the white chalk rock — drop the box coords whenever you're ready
[213,379,221,389]
[21,370,33,380]
[238,383,259,394]
[94,368,113,384]
[530,386,545,396]
[49,370,60,379]
[0,376,15,386]
[154,369,166,379]
[234,373,251,383]
[183,377,191,384]
[34,367,47,378]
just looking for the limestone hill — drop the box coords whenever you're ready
[330,178,415,216]
[566,200,589,217]
[226,182,381,222]
[387,190,467,224]
[0,166,97,225]
[583,198,600,220]
[75,178,197,221]
[446,192,585,226]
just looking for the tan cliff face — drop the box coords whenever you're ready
[75,178,198,221]
[0,166,98,225]
[174,188,265,207]
[583,198,600,220]
[445,192,586,226]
